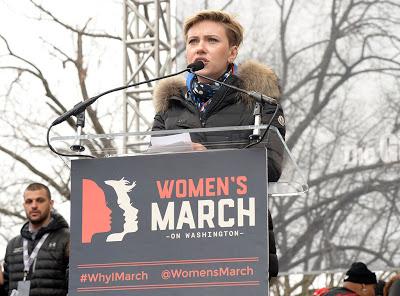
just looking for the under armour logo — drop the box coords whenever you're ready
[13,247,23,253]
[48,242,57,248]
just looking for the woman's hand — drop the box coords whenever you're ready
[191,142,207,151]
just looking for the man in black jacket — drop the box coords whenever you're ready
[3,183,69,296]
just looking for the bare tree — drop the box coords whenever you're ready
[0,0,122,240]
[258,0,400,294]
[174,1,400,294]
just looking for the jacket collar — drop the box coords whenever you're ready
[21,211,69,240]
[153,59,281,113]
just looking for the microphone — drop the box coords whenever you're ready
[189,61,278,105]
[187,60,205,72]
[51,63,202,127]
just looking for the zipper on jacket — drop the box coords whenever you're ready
[199,112,206,127]
[201,83,232,124]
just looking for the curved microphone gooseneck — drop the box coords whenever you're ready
[47,62,205,159]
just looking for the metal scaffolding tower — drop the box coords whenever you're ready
[122,0,173,149]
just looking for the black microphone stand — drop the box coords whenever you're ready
[47,64,203,159]
[189,68,280,149]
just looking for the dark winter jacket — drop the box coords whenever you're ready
[0,282,5,296]
[152,60,285,278]
[152,60,286,181]
[3,211,70,296]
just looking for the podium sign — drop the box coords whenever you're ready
[69,148,269,296]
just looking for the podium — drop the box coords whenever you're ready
[50,125,307,296]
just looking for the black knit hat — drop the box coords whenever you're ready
[344,262,377,284]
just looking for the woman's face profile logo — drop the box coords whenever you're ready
[82,178,139,244]
[82,179,112,243]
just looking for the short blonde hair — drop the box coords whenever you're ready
[183,10,244,47]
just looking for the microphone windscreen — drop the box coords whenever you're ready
[187,61,205,71]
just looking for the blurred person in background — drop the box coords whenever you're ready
[314,262,377,296]
[3,183,69,296]
[383,274,400,296]
[375,279,385,296]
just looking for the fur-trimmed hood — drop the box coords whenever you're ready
[153,60,281,113]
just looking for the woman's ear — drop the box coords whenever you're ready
[228,45,238,63]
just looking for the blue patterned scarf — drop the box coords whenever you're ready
[186,64,236,112]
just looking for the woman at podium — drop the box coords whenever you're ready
[151,9,286,281]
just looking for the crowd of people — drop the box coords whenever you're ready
[0,8,398,296]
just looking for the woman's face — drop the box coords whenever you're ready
[186,20,238,83]
[82,179,112,243]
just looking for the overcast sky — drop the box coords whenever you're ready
[0,0,124,260]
